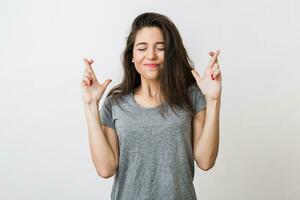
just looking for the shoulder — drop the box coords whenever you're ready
[187,83,206,113]
[188,83,204,97]
[188,83,199,91]
[101,93,131,108]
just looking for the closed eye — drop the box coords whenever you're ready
[137,48,164,51]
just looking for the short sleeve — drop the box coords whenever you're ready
[99,96,115,130]
[189,85,207,116]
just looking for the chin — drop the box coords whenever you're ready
[142,73,161,81]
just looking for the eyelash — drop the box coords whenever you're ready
[137,48,165,51]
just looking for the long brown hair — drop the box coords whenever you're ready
[107,12,197,117]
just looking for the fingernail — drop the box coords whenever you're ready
[211,74,214,80]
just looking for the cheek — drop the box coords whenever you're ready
[156,51,165,61]
[133,51,145,63]
[132,53,144,71]
[157,51,165,61]
[134,55,144,63]
[134,62,144,73]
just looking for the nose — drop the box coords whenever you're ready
[146,47,157,60]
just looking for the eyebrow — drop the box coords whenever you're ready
[135,42,165,46]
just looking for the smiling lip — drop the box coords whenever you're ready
[144,63,159,68]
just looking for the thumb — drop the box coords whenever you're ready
[102,79,112,89]
[191,70,201,80]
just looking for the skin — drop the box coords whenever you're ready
[81,59,117,178]
[131,27,165,107]
[81,26,222,177]
[191,50,222,170]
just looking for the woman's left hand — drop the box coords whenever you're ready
[191,49,222,101]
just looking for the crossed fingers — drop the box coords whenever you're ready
[208,50,220,80]
[82,58,96,86]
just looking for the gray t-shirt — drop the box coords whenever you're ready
[99,84,206,200]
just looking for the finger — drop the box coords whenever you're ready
[83,73,91,81]
[84,74,92,82]
[213,69,221,78]
[209,53,219,67]
[84,76,91,85]
[81,80,87,87]
[84,72,93,79]
[83,58,97,80]
[83,58,95,73]
[85,71,97,81]
[211,62,220,72]
[101,79,112,89]
[209,49,220,68]
[191,69,201,81]
[209,53,219,65]
[83,73,93,83]
[82,79,89,86]
[210,62,220,77]
[209,50,220,65]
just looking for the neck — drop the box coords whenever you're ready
[135,79,161,99]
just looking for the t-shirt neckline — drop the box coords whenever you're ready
[130,90,167,110]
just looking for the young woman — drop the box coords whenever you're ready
[81,12,222,200]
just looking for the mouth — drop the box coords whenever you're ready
[144,63,159,68]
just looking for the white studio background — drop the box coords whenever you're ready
[1,0,299,199]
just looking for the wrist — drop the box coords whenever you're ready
[84,101,99,113]
[205,96,221,103]
[205,97,221,107]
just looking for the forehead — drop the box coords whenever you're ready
[134,27,164,44]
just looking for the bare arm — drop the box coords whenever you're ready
[83,101,119,179]
[191,49,222,171]
[81,58,119,178]
[193,99,220,171]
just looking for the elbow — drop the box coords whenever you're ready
[195,151,218,171]
[96,166,117,179]
[96,169,115,179]
[95,159,118,179]
[199,163,214,171]
[196,159,215,171]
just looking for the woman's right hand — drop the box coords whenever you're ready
[81,58,112,105]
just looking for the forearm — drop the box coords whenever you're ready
[84,102,117,177]
[195,99,220,169]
